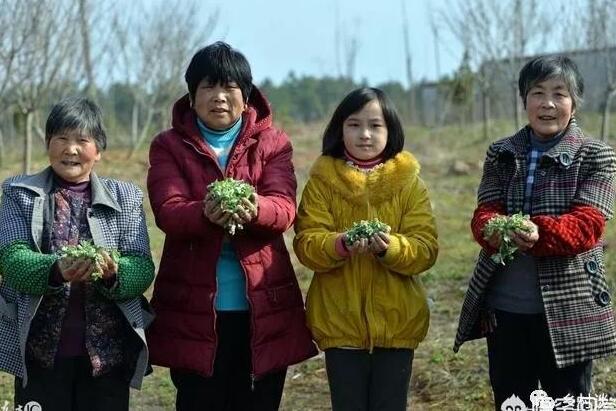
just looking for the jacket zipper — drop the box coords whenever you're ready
[239,258,257,391]
[184,125,251,378]
[183,118,249,179]
[183,139,225,177]
[181,139,222,376]
[208,236,225,377]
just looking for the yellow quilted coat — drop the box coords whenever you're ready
[294,151,438,351]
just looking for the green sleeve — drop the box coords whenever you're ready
[95,254,155,301]
[0,241,59,295]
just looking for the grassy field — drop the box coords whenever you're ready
[1,115,616,410]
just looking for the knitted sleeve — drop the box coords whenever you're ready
[94,254,155,301]
[530,142,614,256]
[530,205,605,256]
[0,241,59,295]
[470,201,505,253]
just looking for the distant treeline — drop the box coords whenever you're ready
[259,74,414,125]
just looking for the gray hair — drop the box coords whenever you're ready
[45,97,107,151]
[518,55,584,110]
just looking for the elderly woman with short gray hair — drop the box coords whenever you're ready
[455,55,616,409]
[0,97,155,411]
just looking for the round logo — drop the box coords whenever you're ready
[24,402,42,411]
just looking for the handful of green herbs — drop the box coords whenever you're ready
[483,212,531,265]
[344,219,391,246]
[59,240,120,280]
[207,178,255,235]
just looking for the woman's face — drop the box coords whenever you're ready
[48,130,100,183]
[342,99,388,161]
[192,78,246,130]
[525,77,575,140]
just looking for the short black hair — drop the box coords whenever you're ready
[185,41,253,102]
[518,55,584,109]
[322,87,405,160]
[45,97,107,151]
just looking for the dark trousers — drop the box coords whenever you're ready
[324,347,414,411]
[14,356,129,411]
[170,311,287,411]
[487,310,592,410]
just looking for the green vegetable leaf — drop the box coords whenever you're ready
[483,212,531,265]
[207,178,255,235]
[59,240,120,281]
[344,218,391,246]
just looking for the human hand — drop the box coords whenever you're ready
[203,193,232,227]
[510,220,539,251]
[230,193,259,226]
[485,232,502,249]
[344,235,371,255]
[369,231,390,255]
[57,256,96,283]
[95,249,118,281]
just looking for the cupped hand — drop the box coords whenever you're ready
[369,231,390,255]
[203,193,232,227]
[485,232,502,249]
[57,256,96,283]
[345,236,371,255]
[230,193,259,226]
[96,249,118,281]
[511,220,539,251]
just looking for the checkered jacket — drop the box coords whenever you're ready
[0,167,154,388]
[454,123,616,368]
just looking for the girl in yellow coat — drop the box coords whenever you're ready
[294,87,438,411]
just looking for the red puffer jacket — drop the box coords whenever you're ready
[146,87,317,378]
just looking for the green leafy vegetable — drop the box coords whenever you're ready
[483,212,531,265]
[344,219,391,246]
[59,240,120,280]
[207,178,255,235]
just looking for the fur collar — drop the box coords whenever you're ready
[309,151,421,205]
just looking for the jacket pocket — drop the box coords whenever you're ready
[0,295,16,321]
[140,295,155,329]
[0,294,19,353]
[266,282,303,310]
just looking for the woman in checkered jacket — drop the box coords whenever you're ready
[0,97,155,411]
[454,56,616,409]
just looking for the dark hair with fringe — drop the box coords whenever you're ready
[185,41,253,102]
[519,55,584,110]
[45,96,107,151]
[322,87,405,160]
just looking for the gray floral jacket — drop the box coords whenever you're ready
[0,167,155,388]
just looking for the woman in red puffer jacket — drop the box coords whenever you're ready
[146,41,316,411]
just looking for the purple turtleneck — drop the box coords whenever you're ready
[51,174,92,358]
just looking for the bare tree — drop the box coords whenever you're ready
[429,6,442,80]
[0,0,24,165]
[334,0,342,78]
[332,6,360,81]
[0,0,45,167]
[78,0,96,99]
[2,0,81,173]
[76,0,121,97]
[583,0,616,141]
[338,21,360,81]
[112,0,219,157]
[441,0,550,137]
[401,0,416,122]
